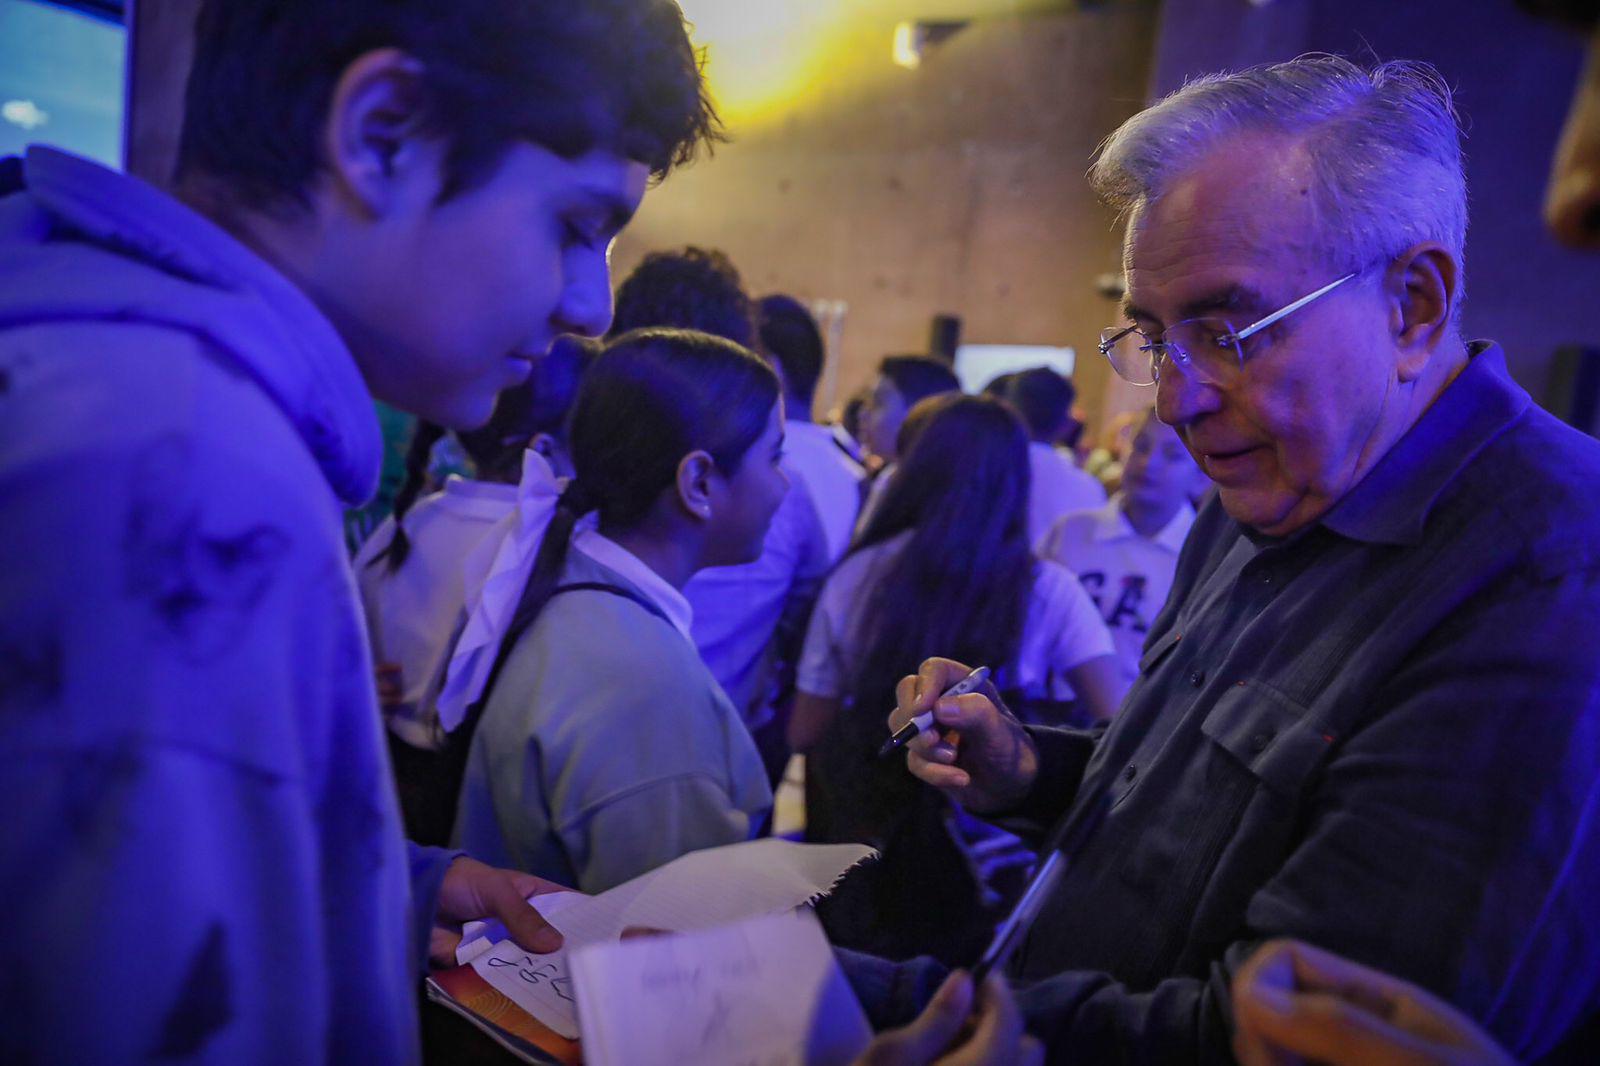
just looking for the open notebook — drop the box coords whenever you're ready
[571,909,870,1066]
[427,839,875,1064]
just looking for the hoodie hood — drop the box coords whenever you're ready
[0,146,380,505]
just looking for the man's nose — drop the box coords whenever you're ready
[1155,359,1221,429]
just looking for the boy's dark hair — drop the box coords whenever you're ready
[609,246,755,348]
[1002,366,1075,442]
[879,355,961,410]
[177,0,721,209]
[758,294,825,407]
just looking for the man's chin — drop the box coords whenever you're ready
[1216,485,1315,538]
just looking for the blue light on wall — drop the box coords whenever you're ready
[0,0,125,168]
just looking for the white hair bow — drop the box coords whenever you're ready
[435,449,563,732]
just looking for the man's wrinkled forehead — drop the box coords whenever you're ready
[1119,138,1325,325]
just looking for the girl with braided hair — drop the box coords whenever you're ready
[354,335,595,842]
[450,327,787,891]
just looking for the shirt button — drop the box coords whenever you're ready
[1250,732,1273,753]
[1123,765,1138,782]
[1189,670,1206,688]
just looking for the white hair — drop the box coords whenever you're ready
[1091,55,1467,303]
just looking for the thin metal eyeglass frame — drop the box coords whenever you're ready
[1098,271,1358,385]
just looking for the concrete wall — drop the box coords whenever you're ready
[613,2,1162,425]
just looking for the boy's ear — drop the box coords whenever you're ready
[675,451,716,522]
[321,48,436,217]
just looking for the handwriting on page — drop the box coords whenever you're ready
[469,940,579,1039]
[570,910,870,1066]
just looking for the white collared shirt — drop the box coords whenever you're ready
[685,457,831,727]
[573,528,696,642]
[354,477,518,748]
[783,420,865,561]
[798,530,1113,703]
[1028,441,1108,549]
[1038,495,1196,686]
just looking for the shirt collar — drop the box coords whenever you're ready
[1152,501,1197,552]
[1320,341,1529,547]
[1089,497,1132,542]
[571,529,696,640]
[438,476,519,518]
[1093,494,1196,552]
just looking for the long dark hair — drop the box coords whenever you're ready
[810,394,1037,960]
[368,334,598,574]
[847,393,1036,736]
[493,327,779,681]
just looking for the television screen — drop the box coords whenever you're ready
[0,0,125,168]
[953,343,1077,395]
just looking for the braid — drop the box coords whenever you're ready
[450,480,594,755]
[368,421,447,574]
[502,480,595,643]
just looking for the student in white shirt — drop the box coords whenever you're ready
[1039,409,1207,688]
[758,294,865,562]
[452,328,783,892]
[354,336,593,842]
[599,251,828,789]
[855,354,962,533]
[789,394,1120,963]
[991,367,1108,546]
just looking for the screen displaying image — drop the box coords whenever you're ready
[953,343,1077,395]
[0,0,125,168]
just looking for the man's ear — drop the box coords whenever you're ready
[1387,242,1459,382]
[321,48,436,218]
[675,451,717,522]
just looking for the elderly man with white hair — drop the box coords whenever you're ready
[849,54,1600,1064]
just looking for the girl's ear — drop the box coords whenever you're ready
[675,451,717,521]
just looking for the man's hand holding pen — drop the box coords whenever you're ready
[888,657,1041,815]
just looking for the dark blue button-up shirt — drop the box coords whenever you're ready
[849,342,1600,1063]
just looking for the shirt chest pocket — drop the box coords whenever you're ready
[1137,626,1184,675]
[1200,682,1332,797]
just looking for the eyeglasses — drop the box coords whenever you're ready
[1098,272,1357,387]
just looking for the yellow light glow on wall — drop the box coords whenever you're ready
[892,21,923,69]
[675,0,883,129]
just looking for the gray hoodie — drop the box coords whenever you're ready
[0,146,453,1065]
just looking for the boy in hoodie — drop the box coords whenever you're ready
[0,2,717,1062]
